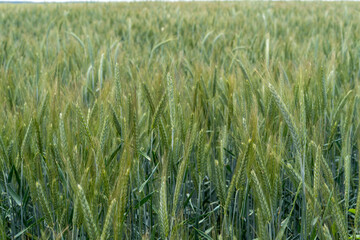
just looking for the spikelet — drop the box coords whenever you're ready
[116,167,130,238]
[344,155,350,215]
[59,207,67,229]
[49,161,60,216]
[36,182,53,228]
[305,202,313,238]
[159,158,169,239]
[142,83,155,113]
[215,160,226,206]
[236,141,253,190]
[102,169,110,197]
[78,184,99,240]
[313,146,321,203]
[0,136,7,164]
[172,124,197,217]
[331,196,348,240]
[255,153,272,204]
[225,140,251,213]
[34,119,43,155]
[167,73,176,148]
[219,135,226,173]
[0,217,5,240]
[159,119,169,151]
[268,83,301,156]
[72,196,79,227]
[355,156,360,235]
[115,63,122,105]
[86,65,94,98]
[113,147,131,238]
[151,92,167,129]
[100,116,109,154]
[265,34,270,68]
[110,103,122,136]
[237,59,250,81]
[283,163,315,200]
[59,113,69,158]
[271,174,279,211]
[299,88,306,148]
[21,118,33,157]
[172,155,187,217]
[196,129,205,181]
[131,89,139,158]
[75,105,93,147]
[98,53,104,91]
[100,199,117,240]
[203,140,212,179]
[88,101,98,127]
[321,155,334,189]
[212,67,217,98]
[256,208,267,240]
[333,90,352,122]
[250,170,271,221]
[320,67,327,110]
[59,115,78,189]
[322,224,332,239]
[62,155,77,191]
[25,165,37,204]
[227,87,234,132]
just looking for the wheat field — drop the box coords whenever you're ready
[1,2,360,239]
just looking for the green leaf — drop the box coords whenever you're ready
[7,185,22,206]
[349,208,356,214]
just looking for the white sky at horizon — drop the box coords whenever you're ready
[1,0,359,2]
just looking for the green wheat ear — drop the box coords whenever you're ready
[225,139,252,214]
[110,103,122,136]
[268,83,301,155]
[0,216,6,240]
[21,118,33,157]
[313,145,321,201]
[196,129,205,180]
[115,63,122,104]
[59,113,70,158]
[100,199,117,240]
[36,182,54,228]
[172,123,197,217]
[159,157,169,239]
[151,91,167,129]
[75,104,93,147]
[167,73,176,150]
[78,184,99,240]
[356,173,360,235]
[250,170,271,222]
[100,115,109,154]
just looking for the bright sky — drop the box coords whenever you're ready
[1,0,359,2]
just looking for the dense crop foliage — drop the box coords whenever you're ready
[1,2,360,239]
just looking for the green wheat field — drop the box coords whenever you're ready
[1,2,360,239]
